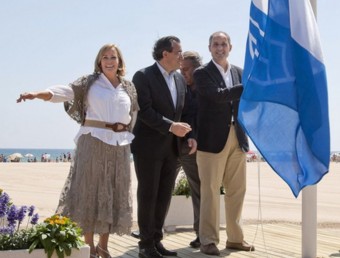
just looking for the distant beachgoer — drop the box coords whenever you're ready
[17,43,138,258]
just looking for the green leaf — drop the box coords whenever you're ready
[65,247,72,256]
[28,239,39,253]
[41,233,48,240]
[47,248,54,258]
[56,246,65,258]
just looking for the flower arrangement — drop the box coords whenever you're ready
[29,214,84,258]
[0,189,84,258]
[0,189,40,250]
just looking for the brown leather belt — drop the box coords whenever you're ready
[84,120,129,132]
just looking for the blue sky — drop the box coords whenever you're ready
[1,0,339,150]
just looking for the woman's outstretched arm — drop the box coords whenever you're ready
[17,91,52,103]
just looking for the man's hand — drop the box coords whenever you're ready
[187,138,197,155]
[170,122,192,137]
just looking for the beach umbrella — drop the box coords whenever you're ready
[7,153,23,161]
[25,153,34,158]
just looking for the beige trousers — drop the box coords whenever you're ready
[197,125,246,245]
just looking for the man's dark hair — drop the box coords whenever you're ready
[152,36,180,61]
[209,31,231,46]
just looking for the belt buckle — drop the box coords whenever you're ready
[106,123,124,132]
[114,123,125,131]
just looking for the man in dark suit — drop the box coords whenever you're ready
[193,31,254,256]
[132,36,192,258]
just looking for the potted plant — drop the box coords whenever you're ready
[0,189,89,258]
[164,172,226,231]
[172,172,226,197]
[172,175,191,197]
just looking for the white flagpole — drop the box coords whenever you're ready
[302,185,317,258]
[302,3,317,258]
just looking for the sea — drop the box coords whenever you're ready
[0,148,74,162]
[1,148,338,163]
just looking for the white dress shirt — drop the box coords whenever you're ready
[212,60,235,122]
[157,62,177,107]
[212,59,233,89]
[47,73,134,146]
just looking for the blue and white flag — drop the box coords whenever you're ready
[239,0,330,197]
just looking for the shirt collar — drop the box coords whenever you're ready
[99,73,122,89]
[212,59,231,76]
[156,62,175,77]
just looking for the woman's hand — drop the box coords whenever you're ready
[17,91,52,103]
[17,92,37,103]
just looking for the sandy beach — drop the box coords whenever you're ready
[1,162,340,227]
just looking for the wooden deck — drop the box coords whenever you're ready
[103,162,340,257]
[101,223,340,258]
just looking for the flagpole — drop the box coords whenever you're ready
[302,185,317,258]
[302,2,317,257]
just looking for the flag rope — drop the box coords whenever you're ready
[251,157,270,257]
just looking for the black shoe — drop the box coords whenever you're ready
[155,242,177,256]
[131,230,140,239]
[189,237,200,248]
[139,247,163,258]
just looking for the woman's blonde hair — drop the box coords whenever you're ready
[94,43,126,77]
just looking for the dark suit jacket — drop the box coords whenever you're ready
[179,85,197,155]
[131,63,187,158]
[194,61,249,153]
